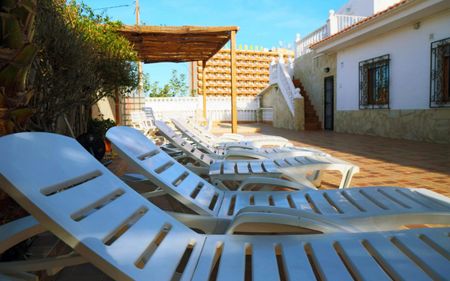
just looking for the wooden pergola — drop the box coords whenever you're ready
[118,25,240,133]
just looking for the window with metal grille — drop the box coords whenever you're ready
[430,37,450,108]
[359,54,390,109]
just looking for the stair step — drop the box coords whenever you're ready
[293,77,322,131]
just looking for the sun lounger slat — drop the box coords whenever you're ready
[75,192,147,240]
[288,192,314,211]
[357,188,405,211]
[222,161,235,175]
[253,193,270,206]
[141,229,201,281]
[252,241,280,281]
[141,152,169,170]
[209,162,222,176]
[402,188,450,211]
[336,239,393,281]
[106,212,197,279]
[216,241,246,281]
[234,193,252,213]
[392,233,450,280]
[236,161,250,174]
[158,162,187,183]
[273,159,290,168]
[271,193,292,208]
[421,230,450,254]
[262,160,278,173]
[44,174,121,215]
[283,157,299,166]
[305,191,340,214]
[378,188,434,210]
[309,241,354,281]
[322,190,362,214]
[365,235,434,281]
[195,186,223,212]
[280,241,317,280]
[172,173,202,198]
[250,161,264,173]
[342,188,385,212]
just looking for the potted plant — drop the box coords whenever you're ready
[87,117,116,152]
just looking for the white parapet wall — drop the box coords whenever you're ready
[143,96,262,122]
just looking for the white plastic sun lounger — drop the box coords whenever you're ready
[171,118,328,158]
[1,132,449,281]
[172,118,294,149]
[156,120,328,160]
[106,127,450,231]
[155,121,356,189]
[184,117,291,145]
[113,124,359,188]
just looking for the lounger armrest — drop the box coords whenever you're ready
[185,163,209,176]
[0,216,45,254]
[237,176,316,191]
[226,206,358,234]
[223,151,267,160]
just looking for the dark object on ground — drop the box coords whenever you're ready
[76,133,105,161]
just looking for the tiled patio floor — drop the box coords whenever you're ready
[216,123,450,197]
[49,123,449,280]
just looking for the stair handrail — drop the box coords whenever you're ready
[269,56,302,115]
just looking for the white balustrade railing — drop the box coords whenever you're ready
[295,11,367,57]
[269,57,302,115]
[335,14,367,31]
[295,24,328,57]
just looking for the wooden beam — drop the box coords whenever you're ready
[230,30,237,133]
[202,60,207,119]
[120,25,239,34]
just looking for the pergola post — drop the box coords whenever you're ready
[202,60,207,119]
[230,30,237,133]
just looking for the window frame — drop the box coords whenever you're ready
[358,54,390,110]
[430,37,450,108]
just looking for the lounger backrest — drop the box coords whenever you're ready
[171,118,216,153]
[155,121,213,166]
[106,126,224,216]
[130,110,155,132]
[0,132,204,281]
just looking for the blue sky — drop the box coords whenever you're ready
[80,0,347,91]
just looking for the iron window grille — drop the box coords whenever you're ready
[359,54,390,109]
[430,37,450,108]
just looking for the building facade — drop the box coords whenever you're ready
[190,48,293,97]
[294,0,450,143]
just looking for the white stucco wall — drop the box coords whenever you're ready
[336,9,450,111]
[337,0,403,16]
[374,0,403,13]
[337,0,374,16]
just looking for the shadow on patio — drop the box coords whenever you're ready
[214,123,450,197]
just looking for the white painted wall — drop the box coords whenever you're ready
[336,9,450,111]
[337,0,374,16]
[337,0,403,16]
[374,0,403,13]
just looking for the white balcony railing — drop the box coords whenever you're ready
[269,57,301,115]
[295,24,328,57]
[295,11,367,57]
[335,14,367,31]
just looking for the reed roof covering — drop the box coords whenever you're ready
[118,25,239,63]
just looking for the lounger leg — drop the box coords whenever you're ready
[307,170,323,187]
[339,168,355,189]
